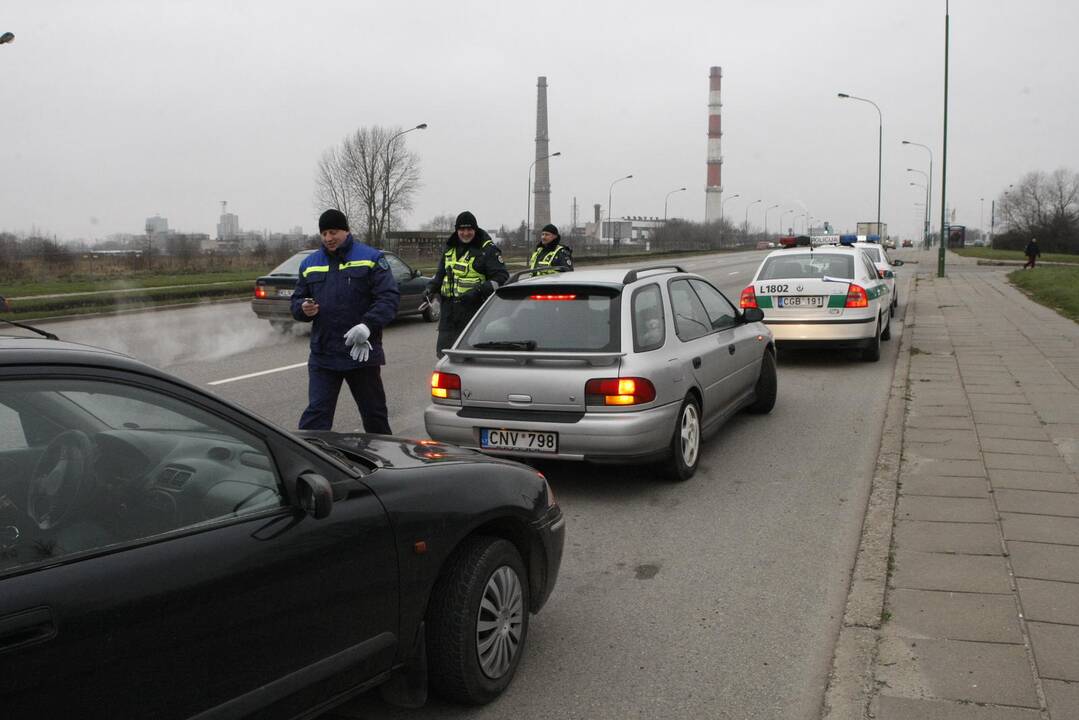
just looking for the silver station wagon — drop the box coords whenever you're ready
[423,265,777,480]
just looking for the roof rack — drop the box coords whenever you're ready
[506,266,573,284]
[621,265,685,284]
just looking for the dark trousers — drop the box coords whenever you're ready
[435,298,479,357]
[299,364,391,434]
[1024,256,1037,269]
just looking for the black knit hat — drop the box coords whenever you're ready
[318,209,349,233]
[541,223,560,238]
[455,211,477,230]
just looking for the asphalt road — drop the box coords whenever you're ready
[34,249,914,720]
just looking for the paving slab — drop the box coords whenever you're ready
[897,496,996,523]
[904,439,983,460]
[1016,578,1079,626]
[902,457,987,478]
[893,520,1002,555]
[892,551,1013,594]
[1028,622,1079,681]
[907,416,977,431]
[875,636,1039,707]
[980,437,1063,456]
[900,476,988,498]
[990,469,1079,493]
[914,405,975,418]
[904,428,979,445]
[972,411,1045,428]
[1002,513,1079,545]
[1043,679,1079,720]
[984,452,1071,474]
[874,695,1040,720]
[887,588,1022,642]
[971,402,1040,415]
[1009,541,1079,583]
[995,489,1079,518]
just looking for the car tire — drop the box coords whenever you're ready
[862,319,882,362]
[427,537,529,705]
[746,351,777,414]
[423,296,441,323]
[664,395,701,481]
[881,313,892,341]
[269,320,292,333]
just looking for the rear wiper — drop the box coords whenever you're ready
[0,318,59,341]
[472,340,537,351]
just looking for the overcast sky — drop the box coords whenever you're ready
[2,0,1076,242]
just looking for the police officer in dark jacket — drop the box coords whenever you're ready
[426,211,508,357]
[528,223,573,276]
[291,209,400,433]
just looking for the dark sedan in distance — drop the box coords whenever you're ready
[0,331,563,719]
[252,249,440,331]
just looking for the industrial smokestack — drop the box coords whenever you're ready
[533,76,552,237]
[704,66,723,223]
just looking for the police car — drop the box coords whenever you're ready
[740,239,892,361]
[849,239,903,315]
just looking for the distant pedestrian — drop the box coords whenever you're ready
[1023,237,1041,269]
[291,209,400,433]
[426,211,508,357]
[528,224,573,276]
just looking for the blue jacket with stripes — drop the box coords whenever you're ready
[290,235,400,369]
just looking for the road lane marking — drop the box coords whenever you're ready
[209,361,307,385]
[728,271,741,275]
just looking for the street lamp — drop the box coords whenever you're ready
[607,174,633,251]
[382,123,427,241]
[720,193,740,247]
[664,187,687,222]
[779,209,794,235]
[763,203,780,239]
[838,92,883,228]
[527,151,561,243]
[902,140,933,248]
[0,32,14,45]
[744,199,762,241]
[979,197,985,244]
[907,167,930,248]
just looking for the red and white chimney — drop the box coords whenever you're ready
[705,66,723,223]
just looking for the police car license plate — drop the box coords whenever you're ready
[481,428,558,453]
[277,289,293,297]
[778,296,824,308]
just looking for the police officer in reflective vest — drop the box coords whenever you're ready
[426,211,508,357]
[528,223,573,276]
[291,209,400,433]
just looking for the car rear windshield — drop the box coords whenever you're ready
[757,253,855,280]
[268,252,312,276]
[461,285,621,352]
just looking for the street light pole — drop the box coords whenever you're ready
[907,168,930,248]
[527,151,561,245]
[909,182,928,248]
[664,187,687,222]
[936,0,951,276]
[838,92,883,229]
[720,193,740,247]
[902,140,933,249]
[779,209,793,236]
[744,199,762,243]
[764,203,780,240]
[607,174,633,254]
[382,123,427,242]
[979,197,985,244]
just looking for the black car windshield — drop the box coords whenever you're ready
[757,253,855,280]
[461,285,621,352]
[268,251,313,276]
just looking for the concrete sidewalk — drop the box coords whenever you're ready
[825,249,1079,719]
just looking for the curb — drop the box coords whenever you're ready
[820,276,917,719]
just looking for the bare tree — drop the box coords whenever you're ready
[313,126,422,244]
[420,213,456,232]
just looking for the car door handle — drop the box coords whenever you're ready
[0,606,57,651]
[728,345,736,355]
[692,357,701,369]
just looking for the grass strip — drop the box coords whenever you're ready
[1008,266,1079,323]
[954,247,1079,264]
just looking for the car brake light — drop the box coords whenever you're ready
[529,294,577,301]
[254,286,267,299]
[585,377,657,406]
[430,372,461,401]
[845,284,869,308]
[739,286,758,309]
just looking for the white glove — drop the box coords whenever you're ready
[349,340,372,363]
[343,323,371,347]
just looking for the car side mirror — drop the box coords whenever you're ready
[742,307,764,323]
[410,268,420,279]
[296,472,333,519]
[891,260,904,267]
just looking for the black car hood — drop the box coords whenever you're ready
[297,430,508,469]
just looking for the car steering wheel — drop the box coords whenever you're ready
[27,430,96,531]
